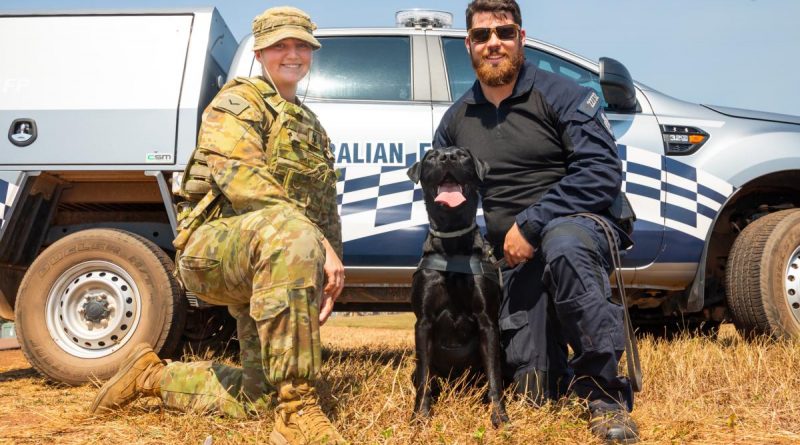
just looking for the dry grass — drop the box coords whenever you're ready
[324,313,416,330]
[1,319,799,444]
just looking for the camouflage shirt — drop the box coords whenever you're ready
[179,77,342,257]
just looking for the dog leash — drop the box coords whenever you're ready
[491,216,642,392]
[573,213,643,392]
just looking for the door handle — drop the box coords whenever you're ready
[8,118,38,147]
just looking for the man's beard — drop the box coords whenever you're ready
[471,47,524,87]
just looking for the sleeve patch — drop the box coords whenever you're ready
[577,90,601,117]
[214,94,251,116]
[599,110,615,138]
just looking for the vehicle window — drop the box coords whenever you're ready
[441,37,475,100]
[298,36,411,101]
[441,37,606,107]
[523,47,606,107]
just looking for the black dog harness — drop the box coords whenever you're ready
[418,253,497,277]
[427,222,477,239]
[417,224,501,285]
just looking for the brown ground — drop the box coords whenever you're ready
[1,319,799,444]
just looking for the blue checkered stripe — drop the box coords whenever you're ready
[619,145,733,240]
[0,179,20,233]
[337,153,428,242]
[335,145,734,243]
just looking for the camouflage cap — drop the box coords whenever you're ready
[252,6,321,51]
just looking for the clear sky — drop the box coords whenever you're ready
[4,0,799,116]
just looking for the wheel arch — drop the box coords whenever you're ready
[684,169,800,312]
[0,170,178,318]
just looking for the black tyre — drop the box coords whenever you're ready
[726,209,800,338]
[15,228,187,385]
[181,306,238,358]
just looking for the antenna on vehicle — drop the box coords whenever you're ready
[395,9,453,29]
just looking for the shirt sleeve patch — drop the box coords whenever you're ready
[599,110,615,138]
[211,92,263,123]
[214,94,251,116]
[577,90,601,118]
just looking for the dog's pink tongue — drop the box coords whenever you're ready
[435,183,466,208]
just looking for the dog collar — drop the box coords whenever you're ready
[428,222,477,239]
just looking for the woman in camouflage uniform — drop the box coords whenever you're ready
[91,7,347,445]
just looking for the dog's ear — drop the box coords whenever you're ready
[408,148,436,183]
[407,161,421,184]
[474,157,490,182]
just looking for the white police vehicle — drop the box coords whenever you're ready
[1,9,799,384]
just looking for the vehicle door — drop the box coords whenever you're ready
[429,34,666,271]
[249,31,434,270]
[0,14,193,166]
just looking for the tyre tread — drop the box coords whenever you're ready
[104,228,187,355]
[15,228,186,384]
[726,209,800,337]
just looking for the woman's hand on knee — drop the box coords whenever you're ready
[320,238,345,324]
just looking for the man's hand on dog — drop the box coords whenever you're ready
[320,238,344,325]
[504,223,535,267]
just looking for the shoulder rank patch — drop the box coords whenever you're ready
[214,94,251,116]
[599,110,615,138]
[577,90,601,117]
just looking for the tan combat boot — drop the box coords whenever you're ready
[90,343,165,413]
[269,379,348,445]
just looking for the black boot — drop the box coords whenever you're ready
[589,401,639,444]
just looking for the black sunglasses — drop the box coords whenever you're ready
[468,24,520,44]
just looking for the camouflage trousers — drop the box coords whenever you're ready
[163,203,325,418]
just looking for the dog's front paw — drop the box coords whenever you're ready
[410,407,432,426]
[490,406,510,428]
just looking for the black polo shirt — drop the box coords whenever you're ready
[433,60,622,252]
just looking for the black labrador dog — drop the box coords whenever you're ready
[407,146,509,427]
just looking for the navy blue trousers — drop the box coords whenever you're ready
[499,215,632,410]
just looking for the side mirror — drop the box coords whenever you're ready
[599,57,638,113]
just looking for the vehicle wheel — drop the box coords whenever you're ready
[15,228,187,385]
[726,209,800,339]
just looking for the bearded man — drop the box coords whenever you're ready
[433,1,640,443]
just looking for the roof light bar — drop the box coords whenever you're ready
[395,9,453,29]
